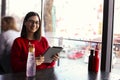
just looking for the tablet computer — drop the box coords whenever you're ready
[43,46,63,63]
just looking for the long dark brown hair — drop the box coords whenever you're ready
[21,11,41,40]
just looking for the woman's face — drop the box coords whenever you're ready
[25,16,40,33]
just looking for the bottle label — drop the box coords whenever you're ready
[28,53,34,61]
[26,52,36,77]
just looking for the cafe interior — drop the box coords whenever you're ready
[0,0,120,80]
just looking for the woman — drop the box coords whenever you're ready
[0,16,20,73]
[11,11,59,73]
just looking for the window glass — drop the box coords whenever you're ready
[44,0,104,74]
[50,0,120,75]
[112,0,120,75]
[6,0,41,30]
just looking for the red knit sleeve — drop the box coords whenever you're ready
[10,38,26,73]
[41,36,50,49]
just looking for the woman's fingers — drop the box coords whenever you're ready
[52,53,59,61]
[36,55,44,65]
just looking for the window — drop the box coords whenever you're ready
[5,0,42,30]
[112,0,120,75]
[44,0,104,73]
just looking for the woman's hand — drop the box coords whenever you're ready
[36,55,44,65]
[52,53,60,61]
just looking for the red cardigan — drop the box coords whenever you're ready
[11,37,55,73]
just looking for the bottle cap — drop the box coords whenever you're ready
[29,42,35,52]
